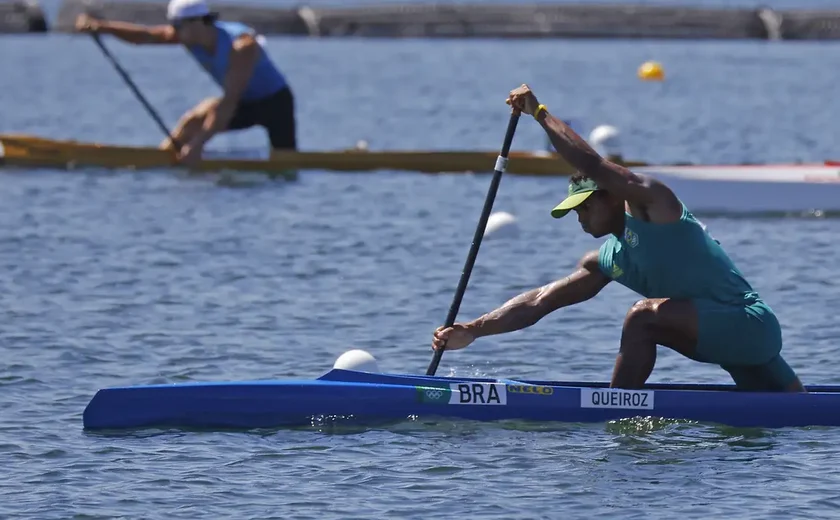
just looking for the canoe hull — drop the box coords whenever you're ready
[6,134,840,213]
[637,164,840,214]
[0,133,589,176]
[82,369,840,431]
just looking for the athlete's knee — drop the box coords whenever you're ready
[197,96,220,112]
[623,299,658,331]
[183,97,220,123]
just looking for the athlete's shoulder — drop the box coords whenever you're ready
[598,233,620,252]
[678,201,722,244]
[216,20,254,37]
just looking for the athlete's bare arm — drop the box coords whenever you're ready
[75,14,178,44]
[467,250,610,337]
[536,110,682,223]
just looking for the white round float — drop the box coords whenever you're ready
[333,349,380,373]
[589,125,622,159]
[484,211,519,239]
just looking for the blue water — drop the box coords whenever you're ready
[3,6,840,519]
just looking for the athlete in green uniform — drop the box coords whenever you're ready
[431,84,805,392]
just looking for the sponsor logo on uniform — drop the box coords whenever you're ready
[580,388,654,410]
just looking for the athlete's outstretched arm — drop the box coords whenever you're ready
[506,84,682,221]
[75,14,178,44]
[536,109,680,218]
[467,251,610,338]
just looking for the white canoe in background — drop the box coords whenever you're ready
[588,125,840,215]
[634,163,840,214]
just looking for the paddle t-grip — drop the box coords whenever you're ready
[426,110,520,376]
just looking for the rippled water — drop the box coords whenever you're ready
[3,20,840,520]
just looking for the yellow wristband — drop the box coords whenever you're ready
[533,104,547,120]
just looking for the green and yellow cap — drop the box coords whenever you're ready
[550,177,600,218]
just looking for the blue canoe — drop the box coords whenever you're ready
[82,369,840,430]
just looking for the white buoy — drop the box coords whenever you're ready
[333,349,380,373]
[589,125,622,159]
[484,211,519,239]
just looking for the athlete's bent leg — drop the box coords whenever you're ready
[694,299,804,392]
[612,298,698,389]
[723,357,806,393]
[159,97,221,151]
[266,87,297,153]
[786,377,806,392]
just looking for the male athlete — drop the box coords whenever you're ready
[431,84,805,393]
[75,0,296,165]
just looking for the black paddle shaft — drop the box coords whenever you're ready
[426,111,520,376]
[90,33,182,150]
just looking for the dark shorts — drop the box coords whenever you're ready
[692,298,798,391]
[227,86,297,150]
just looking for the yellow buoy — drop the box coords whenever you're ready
[638,60,664,81]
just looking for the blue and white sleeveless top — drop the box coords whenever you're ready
[186,21,287,102]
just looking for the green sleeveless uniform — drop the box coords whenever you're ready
[594,203,798,390]
[549,177,799,390]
